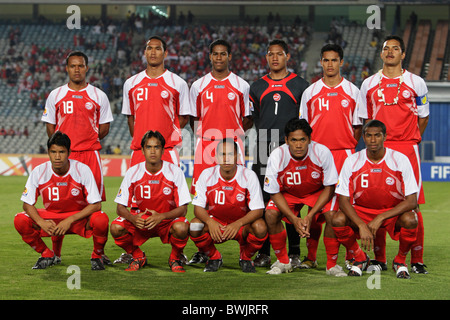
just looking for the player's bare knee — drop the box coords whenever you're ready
[172,221,189,239]
[399,211,418,229]
[331,211,347,227]
[264,209,281,226]
[110,223,126,238]
[251,218,268,238]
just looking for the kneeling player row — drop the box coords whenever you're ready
[15,119,420,278]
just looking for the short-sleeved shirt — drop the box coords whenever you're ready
[21,159,101,214]
[42,84,113,151]
[114,161,191,214]
[192,165,264,224]
[122,70,193,150]
[264,142,338,198]
[357,70,429,144]
[300,77,362,150]
[336,147,418,210]
[190,72,251,140]
[250,72,308,143]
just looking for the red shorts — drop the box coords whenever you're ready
[331,149,354,173]
[190,137,244,194]
[384,141,424,204]
[208,216,248,245]
[70,150,105,201]
[353,205,401,241]
[111,214,188,246]
[16,209,106,238]
[266,191,338,223]
[130,146,180,167]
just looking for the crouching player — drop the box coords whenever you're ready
[190,138,268,273]
[264,118,341,275]
[111,131,191,272]
[332,120,418,279]
[14,132,109,270]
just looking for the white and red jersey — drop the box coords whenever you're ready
[114,161,191,214]
[264,142,338,198]
[192,165,264,224]
[21,159,101,214]
[42,84,113,151]
[357,70,429,144]
[190,72,251,140]
[336,147,418,210]
[300,78,362,150]
[122,70,193,151]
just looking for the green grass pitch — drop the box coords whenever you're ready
[0,176,449,301]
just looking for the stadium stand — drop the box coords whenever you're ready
[408,20,431,77]
[425,20,449,81]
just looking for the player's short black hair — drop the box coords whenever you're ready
[321,43,344,60]
[383,35,405,53]
[216,138,239,155]
[141,130,166,149]
[47,131,71,151]
[284,118,312,139]
[209,39,231,54]
[147,35,167,51]
[66,51,88,66]
[363,119,387,135]
[268,39,289,54]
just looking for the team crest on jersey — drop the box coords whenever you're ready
[273,93,281,102]
[161,90,169,98]
[385,177,395,186]
[402,90,411,99]
[236,193,245,202]
[85,102,93,110]
[341,99,349,108]
[228,92,236,100]
[311,171,320,179]
[163,187,172,195]
[71,188,80,196]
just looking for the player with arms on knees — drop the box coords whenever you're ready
[332,120,418,279]
[190,138,267,273]
[250,39,309,268]
[110,131,191,272]
[299,43,361,272]
[14,132,109,270]
[357,35,429,273]
[42,51,113,263]
[264,118,339,275]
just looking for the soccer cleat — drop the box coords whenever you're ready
[114,253,133,264]
[369,259,387,271]
[239,259,256,273]
[204,257,223,272]
[179,253,189,266]
[348,253,370,276]
[125,255,147,271]
[289,254,302,269]
[55,256,62,265]
[253,253,271,267]
[326,265,347,277]
[101,254,112,266]
[344,258,354,270]
[188,251,209,264]
[298,257,318,269]
[411,263,428,274]
[393,261,411,279]
[32,256,57,270]
[169,259,186,273]
[266,260,293,275]
[91,258,105,270]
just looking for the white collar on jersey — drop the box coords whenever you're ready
[377,69,404,106]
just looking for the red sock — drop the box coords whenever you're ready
[240,233,268,260]
[90,212,109,259]
[191,233,220,259]
[51,236,64,257]
[333,226,366,262]
[395,227,418,265]
[323,237,340,269]
[269,229,289,264]
[114,233,136,254]
[169,235,188,260]
[306,226,322,261]
[410,211,424,264]
[374,228,387,263]
[14,213,52,256]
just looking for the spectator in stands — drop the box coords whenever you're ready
[0,127,6,138]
